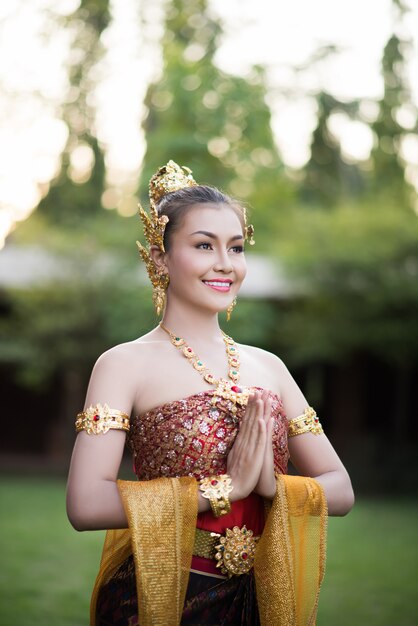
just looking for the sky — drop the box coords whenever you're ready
[0,0,417,249]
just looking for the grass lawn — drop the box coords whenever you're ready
[0,477,417,626]
[317,495,418,626]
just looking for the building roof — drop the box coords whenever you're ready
[0,243,293,297]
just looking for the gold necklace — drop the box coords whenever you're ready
[159,322,250,412]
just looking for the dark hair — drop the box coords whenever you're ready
[156,185,246,251]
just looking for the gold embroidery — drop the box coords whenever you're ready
[254,475,327,624]
[288,406,323,437]
[75,403,130,435]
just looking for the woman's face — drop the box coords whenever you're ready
[164,203,247,315]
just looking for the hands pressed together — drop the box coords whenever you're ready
[226,390,277,501]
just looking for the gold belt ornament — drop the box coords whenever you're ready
[194,525,259,577]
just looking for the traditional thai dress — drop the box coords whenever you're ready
[91,387,327,626]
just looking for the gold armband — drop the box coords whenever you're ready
[75,403,130,435]
[288,406,323,437]
[199,474,233,517]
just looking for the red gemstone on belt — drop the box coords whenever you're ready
[211,479,218,486]
[231,385,241,393]
[93,414,100,421]
[242,553,248,560]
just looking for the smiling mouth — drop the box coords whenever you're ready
[202,280,232,291]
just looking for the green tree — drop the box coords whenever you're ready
[140,0,295,244]
[302,91,364,206]
[369,0,417,206]
[36,0,110,227]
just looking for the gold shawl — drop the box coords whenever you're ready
[254,475,327,625]
[90,475,327,626]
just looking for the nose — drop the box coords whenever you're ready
[213,247,233,273]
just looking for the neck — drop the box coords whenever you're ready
[159,297,226,345]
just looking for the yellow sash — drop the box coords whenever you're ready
[254,475,327,625]
[90,475,327,626]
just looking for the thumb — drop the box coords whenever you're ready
[267,416,275,441]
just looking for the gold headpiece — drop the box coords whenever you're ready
[136,159,255,316]
[136,161,197,315]
[149,160,197,208]
[242,207,255,246]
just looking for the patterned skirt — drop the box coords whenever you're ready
[96,555,261,625]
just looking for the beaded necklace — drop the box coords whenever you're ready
[159,322,250,413]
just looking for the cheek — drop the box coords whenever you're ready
[235,257,247,280]
[171,249,190,268]
[168,248,205,276]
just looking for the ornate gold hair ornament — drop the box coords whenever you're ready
[136,160,197,314]
[149,160,197,210]
[242,207,255,246]
[136,159,255,316]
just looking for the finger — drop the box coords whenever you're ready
[254,418,267,455]
[267,415,275,441]
[242,391,261,427]
[262,389,270,402]
[243,390,257,417]
[251,399,264,433]
[238,392,257,438]
[241,399,265,456]
[263,395,272,424]
[257,391,271,426]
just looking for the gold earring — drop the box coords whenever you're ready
[226,297,237,322]
[153,267,169,316]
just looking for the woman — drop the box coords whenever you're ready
[67,160,354,626]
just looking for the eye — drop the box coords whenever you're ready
[196,242,212,250]
[231,245,244,253]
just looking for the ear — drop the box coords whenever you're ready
[149,245,168,273]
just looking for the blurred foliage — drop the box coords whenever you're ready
[0,277,156,388]
[370,2,417,204]
[270,201,418,367]
[301,91,364,206]
[37,0,110,226]
[140,0,296,242]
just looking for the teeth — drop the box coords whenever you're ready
[204,281,231,287]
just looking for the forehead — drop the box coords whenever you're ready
[182,203,243,233]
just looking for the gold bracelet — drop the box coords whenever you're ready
[288,406,324,437]
[75,403,130,435]
[199,474,233,517]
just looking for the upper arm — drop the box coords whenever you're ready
[84,346,136,414]
[68,346,137,487]
[275,356,349,479]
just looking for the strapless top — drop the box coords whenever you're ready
[127,387,289,481]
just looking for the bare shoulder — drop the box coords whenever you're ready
[88,340,150,396]
[84,337,160,414]
[237,342,288,374]
[90,333,174,391]
[237,343,309,416]
[93,334,160,370]
[235,342,291,394]
[95,340,143,365]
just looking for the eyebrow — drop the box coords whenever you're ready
[189,230,244,241]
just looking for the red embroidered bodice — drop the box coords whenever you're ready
[127,387,289,480]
